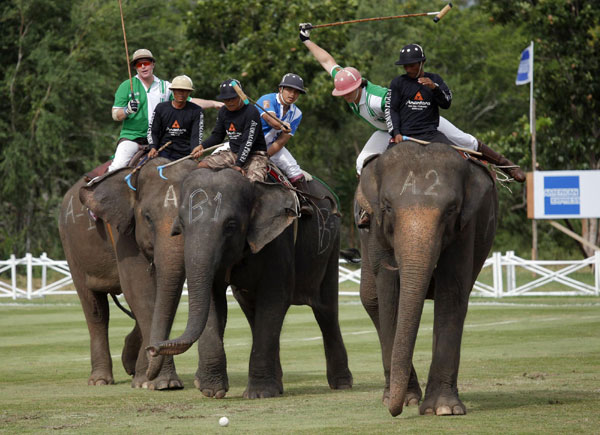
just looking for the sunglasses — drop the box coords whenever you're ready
[135,61,152,68]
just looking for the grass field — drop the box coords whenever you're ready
[1,290,599,434]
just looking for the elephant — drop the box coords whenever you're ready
[58,157,196,388]
[147,168,353,399]
[357,141,497,416]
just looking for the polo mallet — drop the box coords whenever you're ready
[117,0,134,99]
[401,135,482,156]
[125,141,172,191]
[157,143,224,180]
[230,80,292,133]
[304,3,452,29]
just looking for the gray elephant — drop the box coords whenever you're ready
[357,141,497,416]
[147,168,353,398]
[58,158,196,388]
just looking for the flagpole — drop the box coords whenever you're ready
[530,41,538,261]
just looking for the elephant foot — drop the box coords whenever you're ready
[194,378,228,399]
[419,392,466,416]
[131,373,184,390]
[328,370,353,390]
[405,381,422,406]
[88,372,114,386]
[243,378,283,399]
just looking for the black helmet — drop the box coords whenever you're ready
[394,44,426,65]
[278,73,307,94]
[217,78,241,100]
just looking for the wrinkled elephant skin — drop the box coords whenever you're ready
[148,168,353,399]
[357,142,497,416]
[58,158,196,389]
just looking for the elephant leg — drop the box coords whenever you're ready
[311,252,352,390]
[118,256,182,390]
[122,322,142,376]
[243,290,288,399]
[420,253,471,416]
[195,284,229,398]
[75,277,114,386]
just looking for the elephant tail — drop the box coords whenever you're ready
[110,294,135,320]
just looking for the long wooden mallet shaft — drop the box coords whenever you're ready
[230,81,291,133]
[307,3,452,29]
[401,135,482,156]
[117,0,134,95]
[157,143,224,180]
[125,141,172,191]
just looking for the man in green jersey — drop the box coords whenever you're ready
[109,48,222,172]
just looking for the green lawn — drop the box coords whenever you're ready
[1,291,599,434]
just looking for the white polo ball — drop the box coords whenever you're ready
[219,416,229,427]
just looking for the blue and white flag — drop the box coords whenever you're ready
[516,43,533,85]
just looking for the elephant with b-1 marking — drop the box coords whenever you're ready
[147,168,353,399]
[357,141,497,416]
[58,158,195,388]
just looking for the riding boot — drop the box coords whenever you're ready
[477,141,526,182]
[291,177,313,217]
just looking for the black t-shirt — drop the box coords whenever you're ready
[385,72,452,137]
[203,104,267,167]
[149,101,204,160]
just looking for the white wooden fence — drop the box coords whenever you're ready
[2,251,599,300]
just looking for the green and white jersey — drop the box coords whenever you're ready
[113,75,171,140]
[331,65,388,131]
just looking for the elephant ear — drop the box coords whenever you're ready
[79,169,136,234]
[247,183,298,253]
[357,160,380,222]
[460,165,494,231]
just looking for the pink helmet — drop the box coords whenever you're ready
[331,67,362,96]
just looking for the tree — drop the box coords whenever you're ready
[481,0,600,256]
[0,0,191,257]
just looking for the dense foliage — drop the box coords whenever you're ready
[1,0,597,258]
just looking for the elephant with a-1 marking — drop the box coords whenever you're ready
[147,168,353,398]
[58,158,196,388]
[357,141,497,416]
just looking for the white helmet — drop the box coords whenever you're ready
[169,75,194,91]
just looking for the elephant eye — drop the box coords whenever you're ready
[224,219,238,236]
[144,211,153,225]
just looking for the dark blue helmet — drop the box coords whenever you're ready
[395,44,426,65]
[278,73,307,94]
[217,78,241,100]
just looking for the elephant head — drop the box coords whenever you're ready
[79,158,197,378]
[147,167,297,356]
[359,141,496,416]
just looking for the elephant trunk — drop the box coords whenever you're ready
[147,245,219,357]
[146,233,186,379]
[388,209,442,416]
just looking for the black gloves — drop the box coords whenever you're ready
[299,23,312,42]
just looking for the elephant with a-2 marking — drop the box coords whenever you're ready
[357,141,497,416]
[58,158,195,388]
[147,168,353,398]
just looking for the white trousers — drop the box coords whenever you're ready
[215,142,303,182]
[108,140,139,172]
[355,116,478,174]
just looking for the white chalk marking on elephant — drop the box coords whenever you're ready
[424,169,440,196]
[65,195,75,224]
[211,192,222,222]
[399,171,417,196]
[189,188,209,224]
[316,208,333,255]
[164,185,178,208]
[80,204,95,230]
